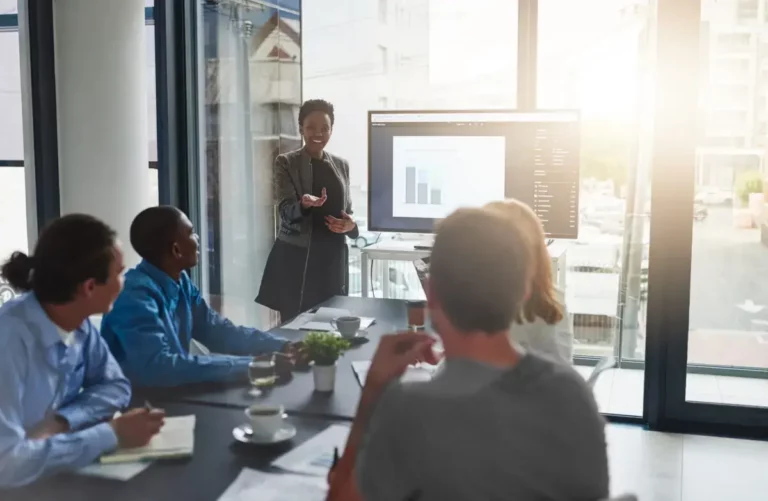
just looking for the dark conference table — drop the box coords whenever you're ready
[5,297,409,500]
[139,296,409,420]
[6,402,343,501]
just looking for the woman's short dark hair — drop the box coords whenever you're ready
[298,99,335,127]
[1,214,117,304]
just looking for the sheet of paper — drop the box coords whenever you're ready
[272,424,351,476]
[284,307,376,332]
[217,468,326,501]
[101,415,196,464]
[351,360,437,387]
[189,339,211,355]
[300,307,351,332]
[77,461,151,481]
[281,311,314,330]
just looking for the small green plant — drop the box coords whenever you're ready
[735,170,764,206]
[303,332,351,366]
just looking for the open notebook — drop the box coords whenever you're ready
[100,415,196,464]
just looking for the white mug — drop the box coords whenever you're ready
[331,316,361,338]
[245,404,285,437]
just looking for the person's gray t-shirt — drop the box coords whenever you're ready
[356,352,609,501]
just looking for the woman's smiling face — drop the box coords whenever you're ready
[301,110,332,156]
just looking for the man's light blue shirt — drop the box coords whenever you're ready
[0,293,130,488]
[101,260,287,387]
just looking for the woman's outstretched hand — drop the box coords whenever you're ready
[301,187,327,209]
[325,211,356,234]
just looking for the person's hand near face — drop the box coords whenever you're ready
[325,211,356,234]
[364,332,437,393]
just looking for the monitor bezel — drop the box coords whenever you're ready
[366,108,581,237]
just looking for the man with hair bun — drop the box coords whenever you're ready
[0,214,165,488]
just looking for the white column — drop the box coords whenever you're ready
[54,0,150,267]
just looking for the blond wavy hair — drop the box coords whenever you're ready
[484,199,564,325]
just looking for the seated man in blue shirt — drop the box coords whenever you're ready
[0,214,165,488]
[101,206,293,387]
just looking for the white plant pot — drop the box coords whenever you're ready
[313,363,337,392]
[733,207,754,229]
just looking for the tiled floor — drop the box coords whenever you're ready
[575,366,768,416]
[607,423,768,501]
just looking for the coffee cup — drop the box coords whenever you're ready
[406,300,427,330]
[245,404,284,437]
[331,316,361,338]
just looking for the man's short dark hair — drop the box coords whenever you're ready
[429,208,532,333]
[299,99,335,127]
[1,214,116,304]
[130,206,185,265]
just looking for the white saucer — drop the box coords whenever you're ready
[233,423,297,445]
[335,329,368,339]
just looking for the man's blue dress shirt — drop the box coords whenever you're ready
[0,294,130,488]
[101,260,287,387]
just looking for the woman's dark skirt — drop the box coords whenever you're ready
[256,235,347,322]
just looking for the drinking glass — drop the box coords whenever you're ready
[248,356,276,397]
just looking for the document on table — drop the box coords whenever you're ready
[282,307,375,332]
[272,424,351,476]
[77,461,151,481]
[217,468,326,501]
[351,360,437,387]
[100,415,196,464]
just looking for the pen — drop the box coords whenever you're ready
[331,447,339,470]
[144,400,154,412]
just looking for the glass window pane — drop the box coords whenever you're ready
[0,30,26,306]
[0,1,16,14]
[684,0,768,408]
[146,25,157,164]
[199,4,301,328]
[146,23,158,205]
[539,0,654,416]
[0,31,23,161]
[304,0,517,298]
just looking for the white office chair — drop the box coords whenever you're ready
[587,355,616,388]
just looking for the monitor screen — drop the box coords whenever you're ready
[367,110,580,238]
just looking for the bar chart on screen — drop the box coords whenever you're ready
[392,135,505,219]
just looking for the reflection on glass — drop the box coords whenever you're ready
[200,2,301,330]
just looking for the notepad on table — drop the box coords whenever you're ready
[100,415,196,464]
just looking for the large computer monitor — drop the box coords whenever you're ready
[367,110,580,239]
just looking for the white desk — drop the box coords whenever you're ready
[360,239,570,298]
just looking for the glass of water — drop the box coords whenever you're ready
[248,356,276,397]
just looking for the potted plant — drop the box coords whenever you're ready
[304,332,351,392]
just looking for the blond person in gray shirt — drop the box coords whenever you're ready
[485,199,574,364]
[327,207,608,501]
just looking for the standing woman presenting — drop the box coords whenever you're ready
[257,100,359,321]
